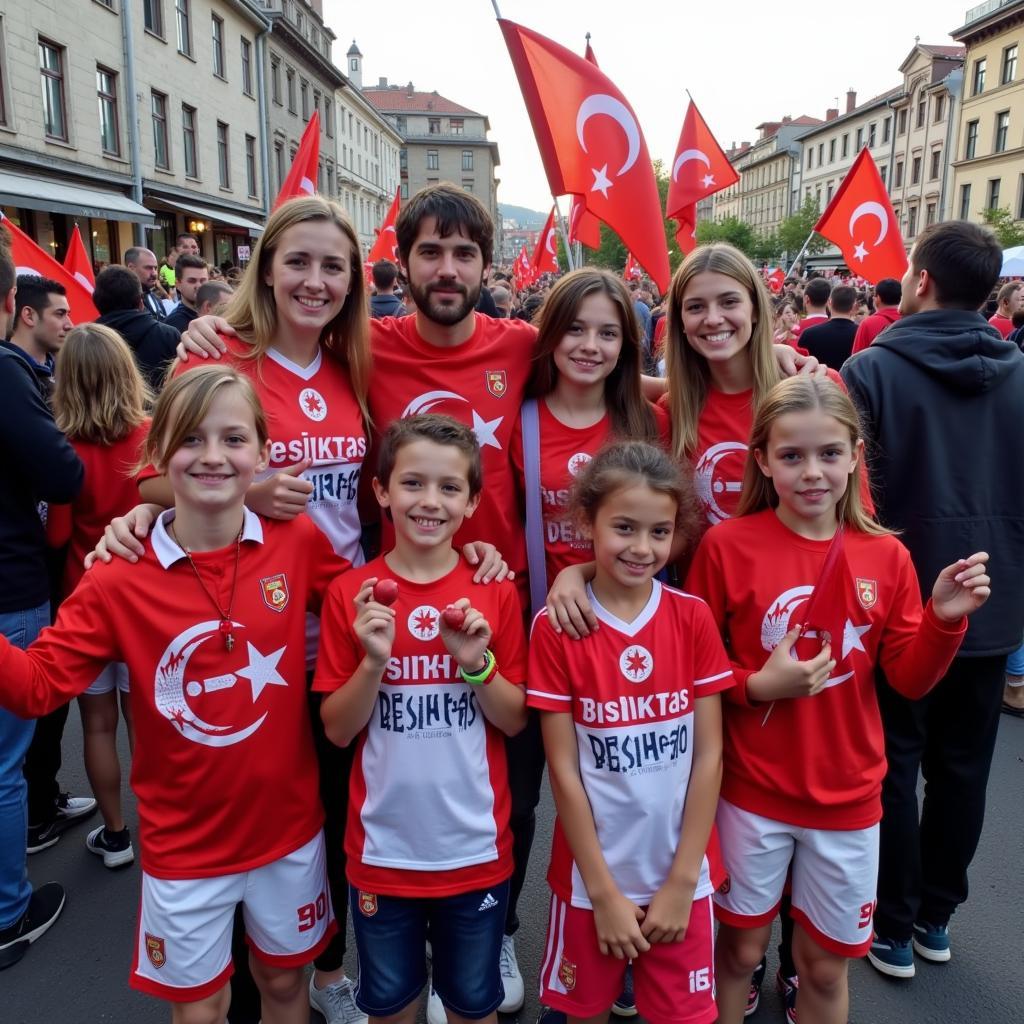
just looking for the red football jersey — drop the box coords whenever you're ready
[314,556,528,898]
[369,314,536,576]
[0,510,345,877]
[988,313,1014,340]
[510,402,670,587]
[528,582,733,908]
[46,422,150,595]
[686,510,966,830]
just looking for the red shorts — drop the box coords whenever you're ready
[539,891,717,1024]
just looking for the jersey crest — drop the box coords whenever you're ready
[145,933,166,969]
[260,574,289,613]
[485,370,507,398]
[408,605,440,641]
[856,578,877,609]
[619,644,654,683]
[558,955,577,991]
[299,387,328,422]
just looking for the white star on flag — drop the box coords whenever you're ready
[853,243,869,261]
[236,643,288,701]
[591,164,613,198]
[841,620,871,660]
[472,410,504,450]
[701,174,716,188]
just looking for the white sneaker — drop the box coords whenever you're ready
[426,980,447,1024]
[309,974,367,1024]
[497,933,525,1012]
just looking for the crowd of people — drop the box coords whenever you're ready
[0,182,1020,1024]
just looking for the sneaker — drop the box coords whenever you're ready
[309,974,367,1024]
[746,957,767,1016]
[0,882,66,970]
[912,921,951,963]
[426,983,446,1024]
[497,933,525,1013]
[866,933,915,979]
[86,826,135,869]
[611,962,637,1016]
[55,792,98,821]
[775,970,798,1024]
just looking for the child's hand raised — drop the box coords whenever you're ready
[353,578,396,668]
[440,599,491,673]
[591,889,651,960]
[747,626,836,702]
[931,552,991,622]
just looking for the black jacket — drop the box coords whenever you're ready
[800,317,857,370]
[0,347,83,612]
[96,309,182,391]
[164,303,198,333]
[369,293,406,318]
[842,309,1024,655]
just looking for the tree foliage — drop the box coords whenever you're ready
[777,196,828,258]
[981,207,1024,249]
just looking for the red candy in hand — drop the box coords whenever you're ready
[372,579,399,606]
[442,606,466,630]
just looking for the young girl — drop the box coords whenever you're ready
[47,324,151,868]
[528,442,731,1024]
[0,365,345,1023]
[685,377,989,1024]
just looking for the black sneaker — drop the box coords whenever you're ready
[27,793,97,853]
[86,825,135,869]
[0,882,66,970]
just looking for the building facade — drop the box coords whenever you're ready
[362,78,502,260]
[712,142,751,222]
[951,0,1024,228]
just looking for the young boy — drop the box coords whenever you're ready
[315,415,528,1024]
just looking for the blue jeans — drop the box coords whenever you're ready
[1006,642,1024,677]
[0,602,49,929]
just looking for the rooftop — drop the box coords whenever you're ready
[363,84,481,117]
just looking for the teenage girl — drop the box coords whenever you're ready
[47,324,151,868]
[0,365,347,1023]
[685,376,989,1024]
[528,441,729,1024]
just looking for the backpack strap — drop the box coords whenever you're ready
[520,399,548,620]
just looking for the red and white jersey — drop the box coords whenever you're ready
[46,422,150,596]
[369,314,537,577]
[686,510,967,831]
[528,582,733,908]
[510,402,670,587]
[0,509,346,878]
[314,557,528,898]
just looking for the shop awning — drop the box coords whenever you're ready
[155,198,264,235]
[0,170,153,223]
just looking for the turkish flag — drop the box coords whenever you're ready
[63,225,95,292]
[499,19,669,292]
[666,100,738,250]
[530,208,560,279]
[513,245,533,290]
[273,111,320,211]
[675,205,699,255]
[566,41,605,251]
[792,527,856,663]
[624,252,642,280]
[367,187,401,266]
[766,267,785,294]
[1,213,99,323]
[814,148,907,285]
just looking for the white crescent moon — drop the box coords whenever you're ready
[672,148,711,181]
[575,94,641,176]
[401,390,467,418]
[155,621,266,748]
[848,201,889,246]
[545,229,557,255]
[694,441,747,525]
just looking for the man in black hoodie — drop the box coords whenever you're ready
[842,221,1024,978]
[93,265,181,392]
[368,259,407,318]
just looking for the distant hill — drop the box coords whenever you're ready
[498,203,548,229]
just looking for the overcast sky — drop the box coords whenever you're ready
[324,0,975,213]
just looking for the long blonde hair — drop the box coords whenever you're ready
[52,324,151,444]
[223,195,370,426]
[736,376,889,535]
[663,244,781,460]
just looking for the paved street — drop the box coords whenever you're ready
[7,711,1022,1023]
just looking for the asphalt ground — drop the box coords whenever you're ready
[6,709,1022,1023]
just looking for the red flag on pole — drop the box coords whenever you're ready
[814,148,907,285]
[513,245,533,290]
[1,213,98,323]
[63,225,95,293]
[666,100,738,251]
[624,252,642,280]
[367,187,401,265]
[273,111,320,211]
[567,41,605,251]
[766,267,785,294]
[530,208,560,279]
[499,19,669,292]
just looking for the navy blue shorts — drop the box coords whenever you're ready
[349,881,509,1018]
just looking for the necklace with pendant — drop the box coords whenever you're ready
[169,520,243,651]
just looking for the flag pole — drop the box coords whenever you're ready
[490,0,502,16]
[787,231,816,276]
[553,200,576,272]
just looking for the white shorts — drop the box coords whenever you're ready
[131,831,335,1002]
[84,662,130,696]
[713,799,878,956]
